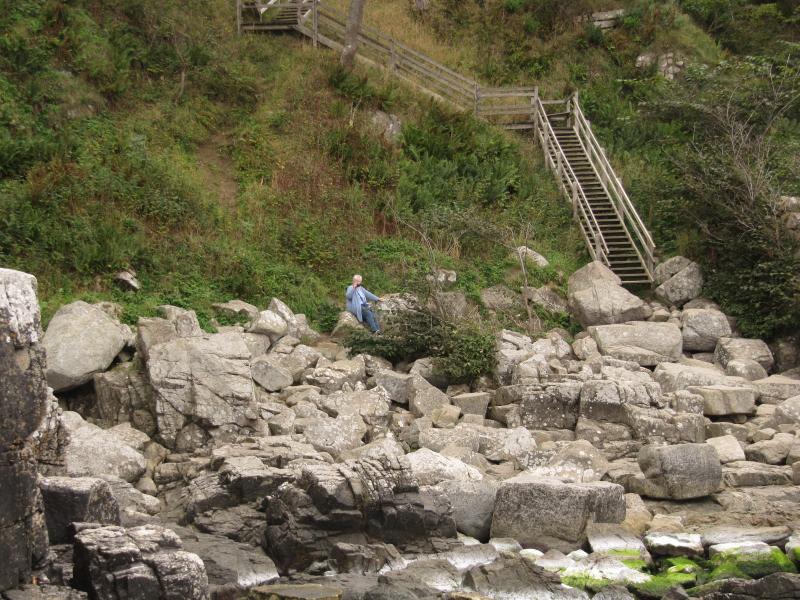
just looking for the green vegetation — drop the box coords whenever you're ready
[0,0,581,337]
[346,310,497,382]
[707,547,797,579]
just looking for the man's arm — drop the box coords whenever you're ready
[363,289,381,302]
[345,285,355,301]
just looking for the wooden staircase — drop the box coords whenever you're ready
[551,122,652,284]
[236,0,656,285]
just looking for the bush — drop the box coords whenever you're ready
[346,309,496,383]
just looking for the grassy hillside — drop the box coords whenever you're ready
[0,0,583,331]
[337,0,800,338]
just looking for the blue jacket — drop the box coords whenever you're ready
[346,285,379,322]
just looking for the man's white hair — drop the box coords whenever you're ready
[353,274,362,282]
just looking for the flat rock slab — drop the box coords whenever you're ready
[589,322,682,366]
[249,584,343,599]
[644,532,704,557]
[700,525,791,547]
[586,523,650,562]
[722,461,794,487]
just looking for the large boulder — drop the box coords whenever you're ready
[62,412,146,482]
[681,309,732,352]
[39,477,120,543]
[406,448,483,486]
[0,269,50,591]
[42,301,127,391]
[500,383,582,430]
[636,443,722,499]
[430,479,498,541]
[567,263,651,327]
[490,475,625,552]
[568,261,621,293]
[715,337,774,372]
[72,524,209,600]
[653,361,729,392]
[654,258,703,307]
[774,395,800,425]
[145,332,257,449]
[263,455,456,573]
[589,322,683,366]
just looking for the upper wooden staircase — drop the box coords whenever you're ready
[236,0,656,285]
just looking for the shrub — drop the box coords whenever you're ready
[346,309,496,383]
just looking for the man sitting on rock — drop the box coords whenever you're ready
[346,274,383,334]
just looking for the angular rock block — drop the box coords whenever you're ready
[490,475,625,552]
[39,477,120,543]
[72,524,209,600]
[637,443,722,499]
[715,337,774,372]
[263,454,456,573]
[589,322,682,366]
[689,385,756,416]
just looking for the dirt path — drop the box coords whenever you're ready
[196,131,238,209]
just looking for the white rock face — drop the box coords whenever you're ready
[689,385,756,416]
[654,258,703,307]
[589,322,682,366]
[42,301,127,391]
[706,435,746,464]
[0,268,41,346]
[145,332,256,449]
[512,246,549,268]
[567,261,652,327]
[248,309,288,340]
[62,411,146,482]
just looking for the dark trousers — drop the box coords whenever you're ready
[361,305,380,332]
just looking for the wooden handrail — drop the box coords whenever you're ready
[533,95,609,262]
[570,97,655,277]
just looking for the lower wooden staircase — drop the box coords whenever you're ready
[236,0,656,285]
[551,123,652,284]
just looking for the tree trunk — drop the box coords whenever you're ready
[341,0,367,70]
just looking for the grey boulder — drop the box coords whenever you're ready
[637,443,722,499]
[490,475,625,552]
[589,321,682,366]
[43,301,127,391]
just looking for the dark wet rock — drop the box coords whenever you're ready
[264,454,456,573]
[39,477,120,543]
[72,524,209,600]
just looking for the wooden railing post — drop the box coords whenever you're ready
[236,0,242,34]
[571,180,578,219]
[312,0,319,47]
[297,0,301,26]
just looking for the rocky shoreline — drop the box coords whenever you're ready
[1,259,799,600]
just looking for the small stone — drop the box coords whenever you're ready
[114,269,140,292]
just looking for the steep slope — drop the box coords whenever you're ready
[0,0,583,329]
